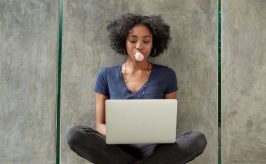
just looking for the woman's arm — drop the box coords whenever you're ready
[96,92,108,135]
[164,91,177,99]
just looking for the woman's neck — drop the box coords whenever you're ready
[124,59,151,71]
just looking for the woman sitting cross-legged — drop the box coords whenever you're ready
[67,13,207,164]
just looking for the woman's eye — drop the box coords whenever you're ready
[129,40,137,43]
[143,41,150,44]
[128,40,150,44]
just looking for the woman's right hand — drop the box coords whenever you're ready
[96,123,106,136]
[95,92,108,136]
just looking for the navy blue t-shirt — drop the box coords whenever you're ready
[94,63,178,99]
[94,63,178,158]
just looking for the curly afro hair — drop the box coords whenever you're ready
[106,13,171,57]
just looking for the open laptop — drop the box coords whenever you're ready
[105,99,178,144]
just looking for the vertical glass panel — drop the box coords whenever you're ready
[222,0,266,163]
[0,0,58,163]
[61,1,217,163]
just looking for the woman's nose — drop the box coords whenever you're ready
[136,41,143,50]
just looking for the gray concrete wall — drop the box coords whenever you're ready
[222,0,266,164]
[61,0,217,164]
[0,0,58,164]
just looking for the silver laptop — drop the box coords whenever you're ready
[105,99,178,144]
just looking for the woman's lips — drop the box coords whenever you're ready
[134,52,144,61]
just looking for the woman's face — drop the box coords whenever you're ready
[126,24,153,61]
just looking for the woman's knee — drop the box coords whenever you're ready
[188,131,207,154]
[177,131,207,155]
[191,131,207,154]
[66,126,88,149]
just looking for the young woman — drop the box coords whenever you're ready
[67,13,207,164]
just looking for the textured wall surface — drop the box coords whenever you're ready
[61,0,217,164]
[222,0,266,164]
[0,0,58,164]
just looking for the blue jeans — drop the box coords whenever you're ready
[66,126,207,164]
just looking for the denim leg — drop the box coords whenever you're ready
[136,131,207,164]
[118,144,157,160]
[66,126,137,164]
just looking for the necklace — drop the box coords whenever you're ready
[123,62,151,84]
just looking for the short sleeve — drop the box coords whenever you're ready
[165,69,178,94]
[94,68,110,97]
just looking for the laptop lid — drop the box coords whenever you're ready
[106,99,178,144]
